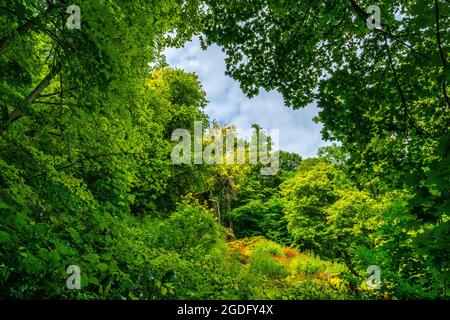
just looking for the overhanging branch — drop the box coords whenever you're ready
[8,63,62,123]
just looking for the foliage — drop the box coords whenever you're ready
[1,0,448,300]
[202,0,450,297]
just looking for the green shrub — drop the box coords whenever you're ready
[277,278,354,300]
[249,244,288,279]
[290,253,347,277]
[253,239,283,256]
[157,203,220,253]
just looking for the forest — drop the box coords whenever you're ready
[0,0,448,300]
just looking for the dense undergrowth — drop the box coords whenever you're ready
[0,199,371,300]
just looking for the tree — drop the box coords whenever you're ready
[201,0,450,288]
[281,159,341,254]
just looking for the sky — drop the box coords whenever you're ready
[163,37,330,158]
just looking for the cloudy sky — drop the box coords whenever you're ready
[163,37,329,158]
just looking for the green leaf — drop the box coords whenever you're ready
[97,263,109,273]
[34,223,49,235]
[0,231,11,244]
[0,202,10,210]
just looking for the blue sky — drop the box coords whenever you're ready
[164,37,329,158]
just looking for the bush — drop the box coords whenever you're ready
[253,239,284,256]
[157,203,220,253]
[277,278,354,300]
[249,240,288,279]
[290,254,347,277]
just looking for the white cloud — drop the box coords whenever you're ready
[163,37,329,158]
